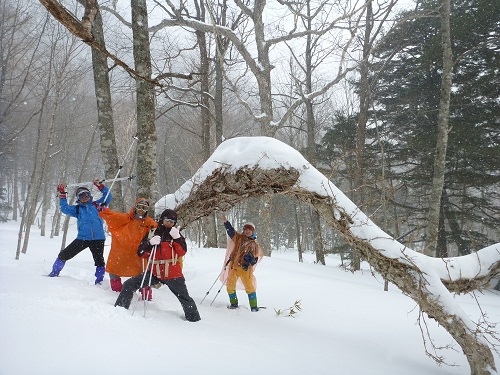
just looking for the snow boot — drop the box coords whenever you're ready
[248,292,258,312]
[110,278,123,292]
[141,287,153,301]
[49,258,65,277]
[228,291,238,308]
[95,266,105,285]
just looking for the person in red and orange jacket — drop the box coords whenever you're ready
[99,198,157,292]
[114,209,200,322]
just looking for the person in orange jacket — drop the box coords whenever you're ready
[99,198,157,292]
[114,209,200,322]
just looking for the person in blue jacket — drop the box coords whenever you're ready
[49,180,112,284]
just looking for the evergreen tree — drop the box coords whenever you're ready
[369,0,499,253]
[0,187,12,222]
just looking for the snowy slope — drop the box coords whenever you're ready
[1,221,499,375]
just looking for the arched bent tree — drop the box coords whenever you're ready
[157,137,500,375]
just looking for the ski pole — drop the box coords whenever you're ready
[200,259,230,305]
[210,274,229,306]
[143,245,158,317]
[102,134,139,204]
[66,175,135,188]
[131,245,156,316]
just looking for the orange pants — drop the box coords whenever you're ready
[226,266,256,294]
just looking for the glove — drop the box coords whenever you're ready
[57,184,67,199]
[169,227,181,239]
[243,253,258,266]
[95,204,106,212]
[93,179,105,191]
[149,235,161,246]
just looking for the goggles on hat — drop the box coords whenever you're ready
[77,191,91,199]
[135,203,149,211]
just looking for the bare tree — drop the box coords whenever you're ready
[89,3,125,211]
[131,0,157,201]
[424,0,453,257]
[17,22,85,257]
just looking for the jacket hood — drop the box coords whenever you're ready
[130,198,151,218]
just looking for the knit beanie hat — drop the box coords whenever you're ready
[160,209,177,223]
[243,222,255,231]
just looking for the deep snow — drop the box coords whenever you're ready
[1,220,499,375]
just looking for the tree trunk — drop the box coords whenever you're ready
[12,161,18,221]
[353,0,373,271]
[294,202,303,263]
[195,3,217,247]
[16,56,56,258]
[258,195,273,257]
[442,188,470,255]
[131,0,157,201]
[40,183,50,236]
[424,0,453,256]
[90,7,125,211]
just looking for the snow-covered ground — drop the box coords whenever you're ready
[1,220,499,375]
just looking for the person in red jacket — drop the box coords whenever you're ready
[114,209,200,322]
[99,198,157,292]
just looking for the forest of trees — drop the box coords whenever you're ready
[1,0,498,258]
[1,0,499,373]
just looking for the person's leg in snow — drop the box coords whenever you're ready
[163,277,201,322]
[248,292,259,312]
[89,240,105,284]
[239,267,259,311]
[49,258,66,277]
[226,269,239,308]
[48,239,88,277]
[115,273,148,309]
[227,291,238,308]
[109,274,123,292]
[95,266,105,285]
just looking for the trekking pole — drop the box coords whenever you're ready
[200,259,230,305]
[66,176,135,188]
[131,246,156,316]
[102,134,139,204]
[143,245,158,317]
[210,274,229,306]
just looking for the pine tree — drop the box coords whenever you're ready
[369,0,500,253]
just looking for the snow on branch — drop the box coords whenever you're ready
[156,136,499,374]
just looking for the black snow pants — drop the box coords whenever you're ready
[58,239,105,267]
[115,272,201,322]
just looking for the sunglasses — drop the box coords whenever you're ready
[163,218,176,223]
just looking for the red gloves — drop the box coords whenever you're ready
[93,179,105,191]
[57,184,67,199]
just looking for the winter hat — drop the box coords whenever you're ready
[160,209,177,223]
[134,198,150,219]
[135,198,150,211]
[243,222,255,231]
[75,187,91,199]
